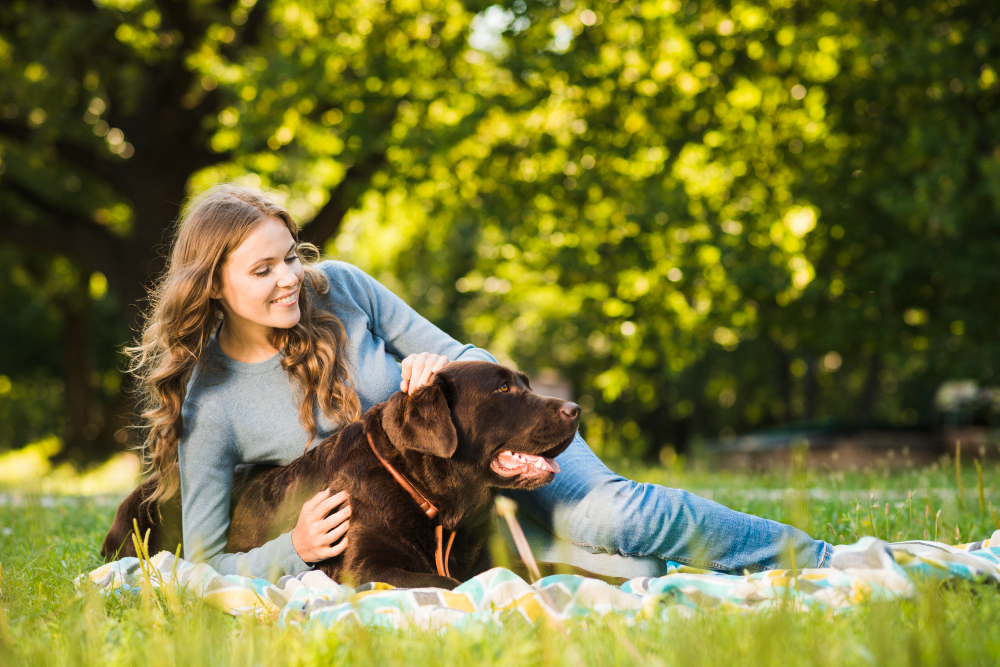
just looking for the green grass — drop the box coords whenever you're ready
[2,455,1000,666]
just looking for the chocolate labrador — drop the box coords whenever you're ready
[102,361,579,589]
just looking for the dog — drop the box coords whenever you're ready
[102,361,579,589]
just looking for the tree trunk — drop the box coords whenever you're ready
[804,353,819,420]
[859,352,882,419]
[58,290,94,461]
[776,344,792,421]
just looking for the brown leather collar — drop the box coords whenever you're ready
[367,432,456,580]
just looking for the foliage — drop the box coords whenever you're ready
[1,0,998,458]
[342,0,1000,457]
[0,0,492,455]
[0,247,126,449]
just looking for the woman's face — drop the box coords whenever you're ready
[213,216,305,337]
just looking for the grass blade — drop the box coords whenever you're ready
[495,496,542,583]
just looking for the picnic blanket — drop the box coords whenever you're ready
[78,531,1000,629]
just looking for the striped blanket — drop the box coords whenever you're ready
[78,531,1000,629]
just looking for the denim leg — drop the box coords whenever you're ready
[503,433,833,575]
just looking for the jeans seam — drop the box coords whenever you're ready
[668,556,732,571]
[530,524,814,575]
[563,535,729,572]
[820,541,834,568]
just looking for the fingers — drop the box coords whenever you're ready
[432,355,449,374]
[414,361,434,392]
[314,519,351,560]
[313,490,349,518]
[293,489,352,563]
[325,516,350,544]
[415,355,448,392]
[401,353,450,394]
[328,538,349,558]
[405,353,429,393]
[322,533,350,559]
[320,502,352,532]
[400,352,430,393]
[400,354,414,393]
[302,487,331,513]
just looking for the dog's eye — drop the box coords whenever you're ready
[498,382,510,392]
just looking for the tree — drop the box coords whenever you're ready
[3,0,998,462]
[0,0,491,458]
[341,0,1000,457]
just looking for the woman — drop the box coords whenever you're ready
[129,184,832,583]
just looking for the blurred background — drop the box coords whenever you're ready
[1,0,998,478]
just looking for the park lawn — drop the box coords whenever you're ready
[2,455,1000,666]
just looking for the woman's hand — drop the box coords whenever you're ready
[291,488,351,564]
[400,352,449,394]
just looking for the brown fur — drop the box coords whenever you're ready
[102,361,579,589]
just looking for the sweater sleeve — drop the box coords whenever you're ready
[179,400,311,581]
[325,260,498,364]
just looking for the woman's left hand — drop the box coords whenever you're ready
[400,352,449,394]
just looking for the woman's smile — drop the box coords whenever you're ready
[271,291,299,306]
[211,216,307,361]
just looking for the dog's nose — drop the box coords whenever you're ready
[560,402,580,420]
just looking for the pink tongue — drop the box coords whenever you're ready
[493,451,561,476]
[528,454,560,473]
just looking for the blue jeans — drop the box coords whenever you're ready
[502,434,833,578]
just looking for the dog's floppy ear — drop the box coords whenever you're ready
[381,378,458,458]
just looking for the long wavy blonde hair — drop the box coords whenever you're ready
[128,184,362,505]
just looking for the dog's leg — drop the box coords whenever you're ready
[346,531,462,589]
[356,564,461,590]
[462,541,493,580]
[101,478,161,560]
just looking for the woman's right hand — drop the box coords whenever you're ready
[291,488,351,563]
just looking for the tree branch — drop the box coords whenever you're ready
[222,0,272,57]
[125,0,272,174]
[123,0,205,142]
[0,119,122,187]
[300,150,388,247]
[179,0,273,154]
[0,119,30,142]
[0,179,124,272]
[40,0,99,12]
[4,178,108,231]
[155,0,202,50]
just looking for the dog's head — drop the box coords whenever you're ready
[380,361,578,491]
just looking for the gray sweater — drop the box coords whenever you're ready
[179,260,496,581]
